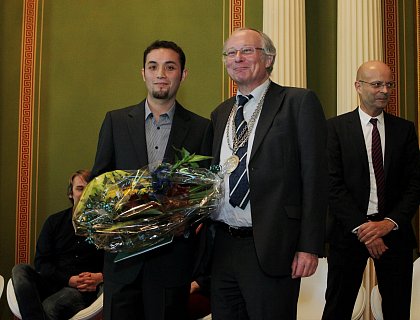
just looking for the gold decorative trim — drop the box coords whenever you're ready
[229,0,245,97]
[16,0,38,264]
[383,0,399,116]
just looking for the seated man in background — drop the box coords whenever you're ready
[12,169,104,320]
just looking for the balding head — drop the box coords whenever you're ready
[356,61,392,81]
[354,61,394,117]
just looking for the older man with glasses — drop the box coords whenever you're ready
[202,27,328,320]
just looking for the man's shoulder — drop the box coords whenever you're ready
[107,101,144,116]
[46,207,72,220]
[384,111,415,127]
[175,102,209,125]
[328,109,358,123]
[270,82,313,96]
[43,207,72,228]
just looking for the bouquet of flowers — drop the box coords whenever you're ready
[73,148,221,259]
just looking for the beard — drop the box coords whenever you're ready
[152,88,170,99]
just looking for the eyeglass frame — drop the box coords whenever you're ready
[357,80,396,89]
[222,46,266,59]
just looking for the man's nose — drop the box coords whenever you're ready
[157,66,166,78]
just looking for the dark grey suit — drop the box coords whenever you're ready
[207,82,328,319]
[91,100,209,320]
[323,108,420,320]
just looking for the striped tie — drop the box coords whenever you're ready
[370,118,385,215]
[229,94,253,209]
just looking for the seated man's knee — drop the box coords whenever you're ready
[12,264,37,284]
[43,287,85,319]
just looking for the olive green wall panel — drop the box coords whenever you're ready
[0,0,24,318]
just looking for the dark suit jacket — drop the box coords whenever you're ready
[91,100,209,286]
[206,82,328,276]
[327,108,420,249]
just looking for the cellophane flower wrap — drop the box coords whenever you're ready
[73,149,221,255]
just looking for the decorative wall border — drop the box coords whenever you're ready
[229,0,245,97]
[383,0,399,116]
[16,0,38,264]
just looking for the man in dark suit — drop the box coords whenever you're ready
[205,28,328,319]
[322,60,420,320]
[91,40,209,320]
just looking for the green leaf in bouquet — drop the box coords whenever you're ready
[171,147,212,171]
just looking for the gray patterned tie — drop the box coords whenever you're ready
[229,94,253,209]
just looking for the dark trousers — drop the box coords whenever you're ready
[322,242,413,320]
[12,264,92,320]
[103,265,190,320]
[210,226,301,320]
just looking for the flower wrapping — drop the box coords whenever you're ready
[73,151,221,255]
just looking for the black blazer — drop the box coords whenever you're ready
[327,108,420,249]
[91,100,209,286]
[207,82,328,276]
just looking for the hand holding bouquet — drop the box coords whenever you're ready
[73,148,221,256]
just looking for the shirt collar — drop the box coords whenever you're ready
[237,78,271,104]
[145,100,176,121]
[358,107,384,126]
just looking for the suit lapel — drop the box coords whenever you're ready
[383,112,394,177]
[127,101,149,166]
[213,98,235,163]
[164,102,190,163]
[347,108,369,172]
[250,84,285,160]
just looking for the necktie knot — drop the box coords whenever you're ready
[370,118,378,126]
[237,94,253,107]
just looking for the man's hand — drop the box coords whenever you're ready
[357,220,395,244]
[291,252,318,279]
[68,272,103,292]
[365,238,388,259]
[190,281,200,294]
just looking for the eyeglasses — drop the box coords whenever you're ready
[357,80,396,89]
[223,46,265,58]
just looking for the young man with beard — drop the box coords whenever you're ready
[91,40,209,320]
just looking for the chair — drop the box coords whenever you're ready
[6,278,103,320]
[297,258,366,320]
[0,275,4,299]
[371,257,420,320]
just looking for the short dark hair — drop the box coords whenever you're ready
[143,40,186,73]
[67,169,90,204]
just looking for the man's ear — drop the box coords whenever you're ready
[181,68,188,82]
[141,68,146,81]
[265,55,274,69]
